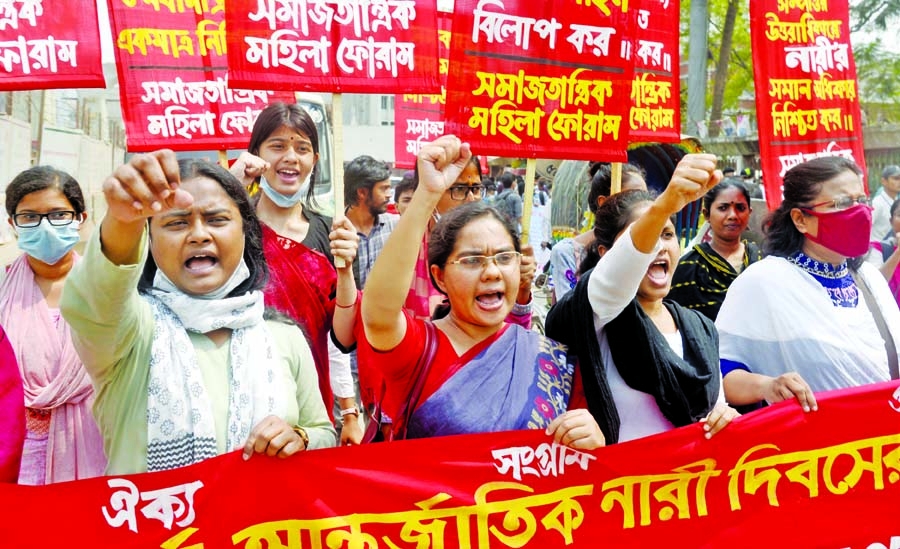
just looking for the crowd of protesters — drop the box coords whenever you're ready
[0,101,896,482]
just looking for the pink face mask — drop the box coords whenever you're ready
[803,204,873,258]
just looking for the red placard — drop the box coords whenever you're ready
[394,11,451,169]
[750,0,866,209]
[628,0,680,143]
[225,0,441,93]
[108,0,295,152]
[0,382,899,547]
[444,0,636,162]
[0,0,104,90]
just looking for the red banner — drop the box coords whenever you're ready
[108,0,295,152]
[444,0,637,161]
[393,12,451,170]
[628,0,680,143]
[1,382,899,547]
[0,0,104,90]
[224,0,441,93]
[750,0,866,209]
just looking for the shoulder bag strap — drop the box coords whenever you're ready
[394,321,439,439]
[851,267,900,380]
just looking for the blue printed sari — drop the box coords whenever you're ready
[407,325,573,438]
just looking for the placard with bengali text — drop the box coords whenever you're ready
[750,0,866,209]
[444,0,637,162]
[225,0,441,93]
[108,0,295,152]
[0,0,105,90]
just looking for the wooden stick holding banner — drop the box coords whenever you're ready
[520,158,536,246]
[218,150,228,170]
[610,162,622,195]
[332,93,346,268]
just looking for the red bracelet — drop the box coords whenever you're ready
[335,299,358,309]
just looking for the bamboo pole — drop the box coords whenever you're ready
[520,158,537,245]
[332,93,346,268]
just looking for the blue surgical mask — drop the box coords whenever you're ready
[15,218,81,265]
[259,175,310,208]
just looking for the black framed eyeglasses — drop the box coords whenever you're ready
[449,251,522,270]
[14,211,77,228]
[448,185,484,201]
[802,195,872,212]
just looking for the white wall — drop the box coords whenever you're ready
[341,124,395,164]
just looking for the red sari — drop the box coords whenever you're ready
[261,224,336,419]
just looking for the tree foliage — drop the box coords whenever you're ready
[851,0,900,31]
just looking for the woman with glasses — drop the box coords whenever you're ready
[546,155,739,444]
[357,136,604,447]
[0,166,106,483]
[716,156,898,411]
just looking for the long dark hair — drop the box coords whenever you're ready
[428,201,520,319]
[247,101,321,209]
[139,159,268,297]
[764,156,864,267]
[6,166,86,217]
[587,162,647,214]
[579,189,658,275]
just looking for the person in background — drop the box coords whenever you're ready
[61,151,335,475]
[358,135,604,448]
[393,172,416,216]
[0,327,24,483]
[0,166,106,484]
[866,197,900,310]
[871,165,900,241]
[494,173,523,235]
[482,177,497,206]
[547,155,738,444]
[232,102,360,439]
[717,156,897,411]
[549,163,647,303]
[669,179,762,320]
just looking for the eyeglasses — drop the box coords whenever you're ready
[803,195,872,211]
[14,211,77,228]
[448,185,484,201]
[449,251,521,270]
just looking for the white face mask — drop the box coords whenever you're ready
[259,174,311,208]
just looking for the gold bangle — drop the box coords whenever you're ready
[292,425,309,449]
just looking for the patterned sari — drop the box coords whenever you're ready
[261,224,336,416]
[408,325,573,438]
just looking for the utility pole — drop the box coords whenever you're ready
[687,0,709,136]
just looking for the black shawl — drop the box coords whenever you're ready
[546,268,720,444]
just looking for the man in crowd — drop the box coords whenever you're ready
[871,165,900,240]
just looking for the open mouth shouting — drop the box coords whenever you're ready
[645,256,671,287]
[276,168,300,185]
[475,289,506,312]
[185,252,219,275]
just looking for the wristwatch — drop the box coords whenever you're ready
[292,425,309,449]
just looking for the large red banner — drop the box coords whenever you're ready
[444,0,636,162]
[628,0,680,144]
[0,0,104,90]
[750,0,866,209]
[1,382,899,547]
[393,11,451,170]
[225,0,441,93]
[108,0,295,152]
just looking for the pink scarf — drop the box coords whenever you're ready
[0,327,24,483]
[0,255,106,483]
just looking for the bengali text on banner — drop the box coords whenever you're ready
[0,0,104,90]
[394,11,451,169]
[444,0,637,161]
[108,0,295,152]
[0,382,899,547]
[225,0,441,93]
[750,0,866,209]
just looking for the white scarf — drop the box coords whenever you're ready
[143,262,288,471]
